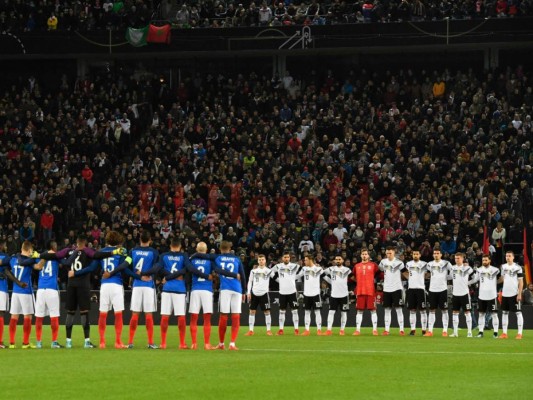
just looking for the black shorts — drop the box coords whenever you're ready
[478,298,498,313]
[250,293,271,311]
[428,290,448,310]
[304,295,322,310]
[279,293,298,310]
[451,294,471,312]
[407,289,426,310]
[66,285,91,312]
[501,295,522,312]
[329,296,350,311]
[383,290,403,308]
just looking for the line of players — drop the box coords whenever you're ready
[0,233,525,350]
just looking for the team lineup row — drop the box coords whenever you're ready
[0,231,525,350]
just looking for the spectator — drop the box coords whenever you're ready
[523,283,533,305]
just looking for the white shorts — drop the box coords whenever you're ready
[99,283,125,312]
[219,290,242,314]
[0,291,9,312]
[161,292,186,316]
[35,289,60,318]
[10,293,35,315]
[130,287,157,313]
[189,290,213,314]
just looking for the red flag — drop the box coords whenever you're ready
[523,228,531,285]
[482,225,489,254]
[147,24,171,44]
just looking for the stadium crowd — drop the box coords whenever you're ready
[1,61,533,291]
[1,0,533,32]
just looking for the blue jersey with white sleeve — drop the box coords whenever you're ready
[130,246,159,289]
[37,258,60,290]
[0,253,12,293]
[216,254,245,293]
[160,252,189,293]
[190,257,213,292]
[11,255,34,295]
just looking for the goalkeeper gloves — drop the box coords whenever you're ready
[112,247,127,257]
[31,251,40,259]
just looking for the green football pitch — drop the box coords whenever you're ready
[3,326,530,400]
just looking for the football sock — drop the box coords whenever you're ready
[51,317,59,341]
[340,312,347,330]
[35,317,43,342]
[230,314,240,343]
[384,308,391,331]
[160,315,169,346]
[114,312,123,344]
[9,317,17,344]
[356,311,363,331]
[81,313,90,339]
[265,314,272,331]
[304,310,311,330]
[146,314,154,345]
[279,310,286,330]
[502,311,509,334]
[327,310,335,330]
[491,312,499,333]
[516,312,523,335]
[0,315,4,343]
[65,312,75,339]
[420,311,428,331]
[409,311,417,331]
[395,308,404,331]
[452,313,459,335]
[98,312,107,344]
[371,310,377,330]
[442,311,449,332]
[249,314,255,331]
[129,314,139,344]
[428,311,436,332]
[465,313,472,334]
[314,309,322,330]
[478,313,486,333]
[178,316,186,346]
[292,309,299,330]
[203,313,212,344]
[23,316,32,344]
[190,313,199,345]
[218,314,228,343]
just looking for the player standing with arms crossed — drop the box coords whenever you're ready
[246,254,273,336]
[499,251,524,339]
[271,252,301,335]
[379,247,407,336]
[474,254,500,338]
[323,255,351,335]
[405,250,429,335]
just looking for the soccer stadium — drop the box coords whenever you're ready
[1,1,533,398]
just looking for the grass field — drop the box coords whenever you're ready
[3,326,531,400]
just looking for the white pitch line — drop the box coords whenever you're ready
[241,348,533,356]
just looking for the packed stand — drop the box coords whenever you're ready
[1,0,533,32]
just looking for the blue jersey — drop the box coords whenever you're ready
[190,257,213,292]
[99,246,126,286]
[11,255,34,295]
[38,259,60,290]
[0,253,11,293]
[215,254,245,293]
[130,246,159,288]
[160,252,189,293]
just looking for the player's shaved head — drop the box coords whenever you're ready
[197,242,208,253]
[220,241,232,252]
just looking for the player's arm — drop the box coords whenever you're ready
[468,269,479,286]
[190,252,217,261]
[121,260,144,280]
[213,263,239,279]
[17,253,41,266]
[85,247,127,260]
[323,275,332,284]
[1,262,28,288]
[188,261,212,280]
[517,275,524,301]
[71,259,99,277]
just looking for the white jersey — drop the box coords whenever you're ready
[501,263,523,297]
[247,267,272,296]
[299,265,324,297]
[272,262,300,295]
[378,258,405,292]
[324,266,351,298]
[428,259,452,292]
[475,266,500,301]
[405,260,428,290]
[451,265,474,297]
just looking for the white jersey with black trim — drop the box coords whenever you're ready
[299,266,324,297]
[427,260,452,292]
[272,262,300,295]
[451,265,474,297]
[405,260,428,290]
[501,263,523,297]
[324,266,351,298]
[378,258,405,292]
[247,267,272,296]
[475,266,500,301]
